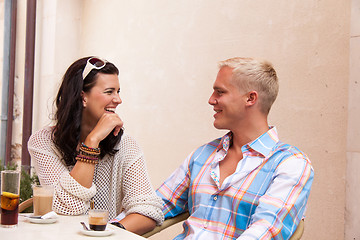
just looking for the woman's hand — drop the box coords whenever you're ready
[70,112,123,188]
[85,112,123,148]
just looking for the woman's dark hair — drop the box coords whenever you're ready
[53,56,123,166]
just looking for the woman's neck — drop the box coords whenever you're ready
[80,120,94,143]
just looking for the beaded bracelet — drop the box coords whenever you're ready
[79,149,100,157]
[75,155,99,165]
[78,155,98,161]
[80,143,101,155]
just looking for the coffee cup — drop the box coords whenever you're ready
[32,185,54,216]
[88,209,109,231]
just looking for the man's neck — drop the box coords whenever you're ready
[231,116,269,150]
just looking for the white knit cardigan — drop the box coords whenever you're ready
[28,127,164,224]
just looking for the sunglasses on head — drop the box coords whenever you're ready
[82,57,107,80]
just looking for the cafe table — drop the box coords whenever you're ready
[0,213,147,240]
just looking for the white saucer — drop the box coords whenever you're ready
[29,217,58,224]
[80,228,115,237]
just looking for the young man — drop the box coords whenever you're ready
[156,57,314,239]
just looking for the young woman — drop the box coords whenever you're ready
[28,57,164,234]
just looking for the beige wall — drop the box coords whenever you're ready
[346,0,360,239]
[1,0,355,239]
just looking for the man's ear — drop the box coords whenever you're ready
[81,91,87,107]
[246,91,258,106]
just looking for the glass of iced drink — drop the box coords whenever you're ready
[88,209,109,231]
[32,185,54,216]
[1,170,20,227]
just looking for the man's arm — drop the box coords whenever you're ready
[238,154,314,240]
[156,153,193,219]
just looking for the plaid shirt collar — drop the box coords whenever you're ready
[217,126,279,158]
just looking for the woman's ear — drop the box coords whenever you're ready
[81,91,87,107]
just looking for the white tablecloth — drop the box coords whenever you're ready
[0,213,147,240]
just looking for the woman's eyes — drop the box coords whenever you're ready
[104,90,120,95]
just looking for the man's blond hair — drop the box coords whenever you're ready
[219,57,279,115]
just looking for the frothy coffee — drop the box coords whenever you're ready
[33,195,53,216]
[32,185,54,216]
[88,210,108,231]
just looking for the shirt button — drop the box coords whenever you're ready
[213,196,217,200]
[204,222,208,228]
